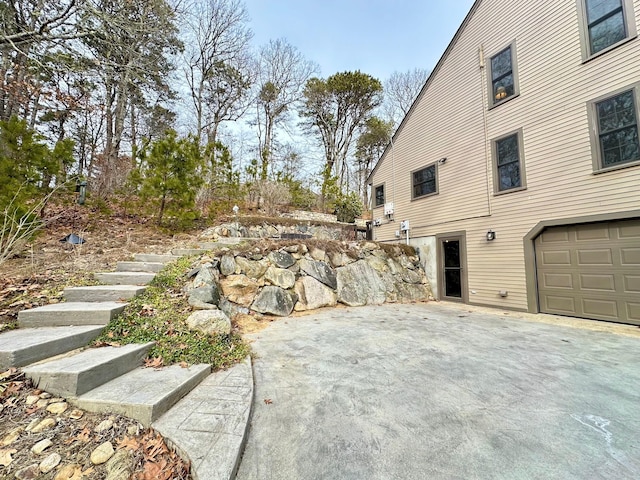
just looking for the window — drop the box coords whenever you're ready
[492,129,526,194]
[590,87,640,171]
[412,164,438,199]
[488,42,519,107]
[578,0,636,59]
[374,184,385,207]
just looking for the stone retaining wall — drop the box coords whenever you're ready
[200,221,362,241]
[184,242,434,327]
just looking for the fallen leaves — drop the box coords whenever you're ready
[264,398,273,405]
[0,448,17,466]
[143,357,164,369]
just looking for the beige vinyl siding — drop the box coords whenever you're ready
[370,0,640,312]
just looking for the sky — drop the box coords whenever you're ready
[242,0,477,82]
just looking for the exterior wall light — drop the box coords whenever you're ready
[486,230,496,241]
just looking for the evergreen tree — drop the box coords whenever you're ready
[137,130,204,227]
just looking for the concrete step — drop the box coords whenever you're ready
[116,261,165,273]
[17,301,127,328]
[172,248,208,256]
[72,363,210,426]
[133,254,180,264]
[0,325,104,369]
[94,272,156,285]
[23,342,154,397]
[64,285,147,302]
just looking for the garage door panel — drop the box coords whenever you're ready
[628,303,640,322]
[582,298,618,320]
[620,247,640,265]
[536,219,640,326]
[623,275,640,293]
[576,249,612,265]
[576,224,610,241]
[541,273,573,289]
[541,250,572,265]
[579,274,615,292]
[617,221,640,239]
[543,295,576,313]
[539,229,570,243]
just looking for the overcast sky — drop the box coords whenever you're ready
[243,0,476,81]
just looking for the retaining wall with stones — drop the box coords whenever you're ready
[183,241,434,327]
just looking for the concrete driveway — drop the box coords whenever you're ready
[236,302,640,480]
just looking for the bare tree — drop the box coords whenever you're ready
[83,0,182,193]
[255,38,318,179]
[383,68,429,127]
[183,0,253,147]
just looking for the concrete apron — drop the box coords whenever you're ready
[237,302,640,480]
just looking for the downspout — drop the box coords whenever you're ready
[479,45,493,217]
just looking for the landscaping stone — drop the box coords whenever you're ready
[39,453,61,473]
[25,395,39,405]
[186,310,232,335]
[251,286,295,316]
[268,251,295,268]
[46,402,68,414]
[310,247,327,262]
[189,285,220,305]
[192,264,218,289]
[31,439,53,454]
[264,266,296,289]
[400,268,424,284]
[235,257,268,279]
[68,409,84,420]
[188,297,218,310]
[54,464,82,480]
[95,419,113,432]
[336,260,387,306]
[1,427,22,446]
[220,254,236,276]
[31,418,56,433]
[90,441,115,465]
[294,277,337,311]
[220,275,260,307]
[365,255,388,272]
[299,258,337,290]
[15,464,39,479]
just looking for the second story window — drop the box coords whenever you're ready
[578,0,636,59]
[412,164,438,199]
[488,42,519,108]
[492,129,527,194]
[374,184,385,207]
[589,87,640,170]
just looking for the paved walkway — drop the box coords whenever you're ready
[236,302,640,480]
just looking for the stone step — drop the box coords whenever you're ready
[116,261,165,273]
[23,342,154,397]
[94,272,156,285]
[64,285,147,302]
[172,248,209,256]
[0,326,104,369]
[133,254,181,264]
[73,363,210,426]
[17,302,127,328]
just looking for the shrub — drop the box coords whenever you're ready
[334,191,363,223]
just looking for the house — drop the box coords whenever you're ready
[367,0,640,325]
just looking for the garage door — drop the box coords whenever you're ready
[535,219,640,325]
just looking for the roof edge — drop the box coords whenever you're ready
[367,0,483,185]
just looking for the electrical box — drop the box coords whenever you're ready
[373,219,381,227]
[384,202,394,215]
[400,220,410,231]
